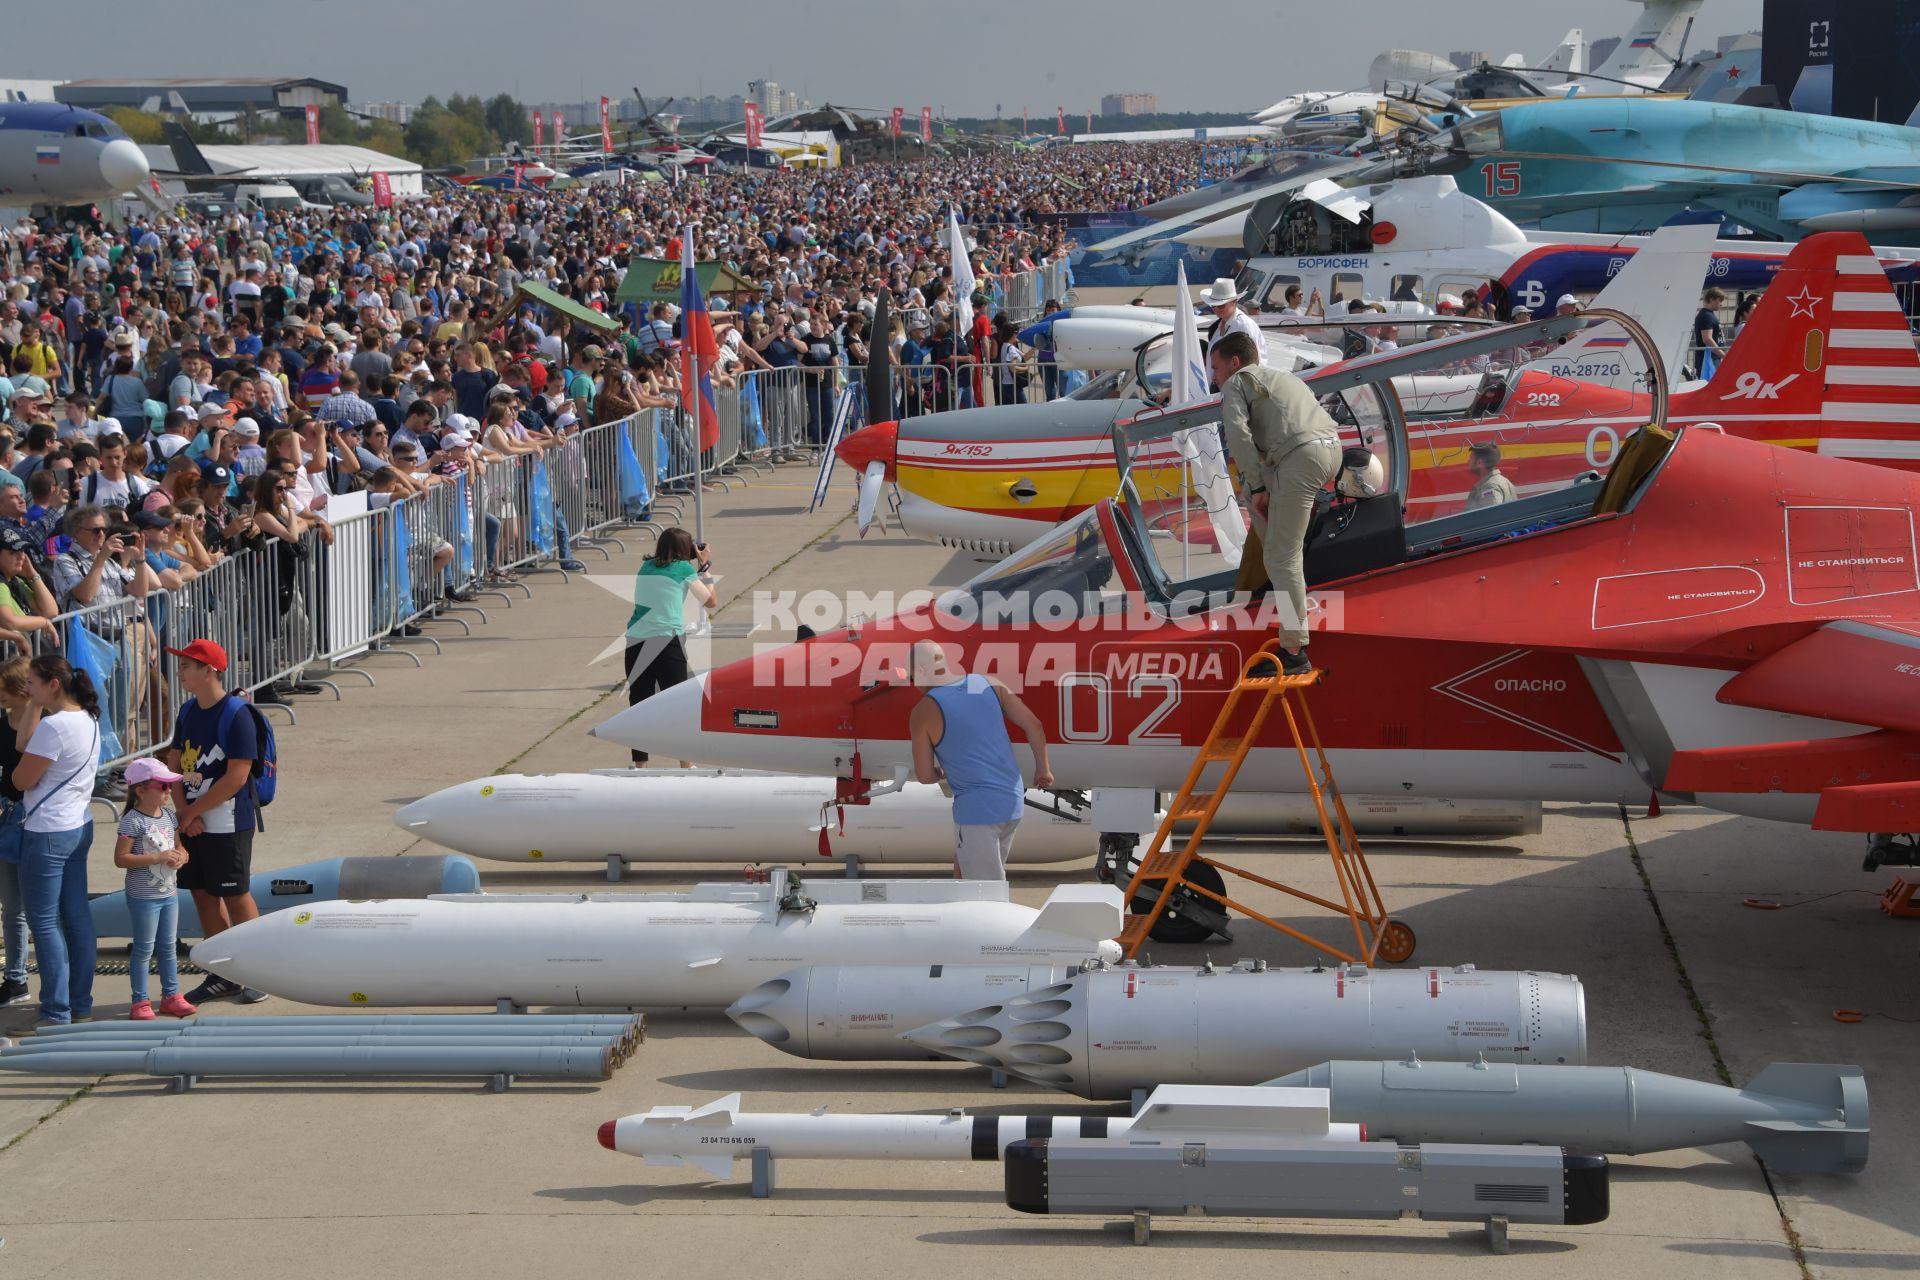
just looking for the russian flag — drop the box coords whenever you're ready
[34,145,58,166]
[1587,335,1631,347]
[1629,35,1658,48]
[678,228,721,452]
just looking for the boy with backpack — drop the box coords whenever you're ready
[161,638,277,1004]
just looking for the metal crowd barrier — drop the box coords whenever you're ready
[6,406,703,780]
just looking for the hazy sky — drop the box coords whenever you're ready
[16,0,1763,115]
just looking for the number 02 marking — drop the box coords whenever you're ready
[1057,673,1183,744]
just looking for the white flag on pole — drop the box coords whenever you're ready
[1170,261,1245,565]
[948,207,976,335]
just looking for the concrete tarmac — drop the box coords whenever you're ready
[0,467,1910,1277]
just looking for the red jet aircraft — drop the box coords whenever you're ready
[599,296,1920,860]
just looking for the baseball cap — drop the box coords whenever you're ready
[124,757,185,787]
[0,526,34,555]
[199,462,233,486]
[441,428,474,448]
[130,510,173,530]
[164,638,228,671]
[1556,294,1579,308]
[233,417,261,439]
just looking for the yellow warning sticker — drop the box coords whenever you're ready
[294,911,313,925]
[480,784,495,798]
[529,849,544,859]
[349,992,369,1004]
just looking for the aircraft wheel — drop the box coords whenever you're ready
[1135,861,1229,945]
[1376,919,1417,964]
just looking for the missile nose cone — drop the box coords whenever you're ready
[393,797,432,832]
[834,420,897,481]
[98,138,150,193]
[592,671,708,755]
[597,1120,618,1151]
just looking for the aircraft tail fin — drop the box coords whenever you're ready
[1677,231,1920,467]
[1539,28,1589,80]
[1591,0,1701,85]
[1519,220,1716,387]
[161,121,214,176]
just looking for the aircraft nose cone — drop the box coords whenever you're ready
[98,138,150,193]
[834,420,897,481]
[591,671,709,756]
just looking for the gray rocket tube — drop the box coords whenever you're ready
[1267,1059,1869,1174]
[0,1044,616,1079]
[1,1036,626,1055]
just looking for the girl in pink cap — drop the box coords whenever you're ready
[113,756,196,1020]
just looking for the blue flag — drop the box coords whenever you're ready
[742,382,766,449]
[66,617,125,764]
[391,503,415,619]
[453,476,473,579]
[617,425,652,514]
[530,462,556,554]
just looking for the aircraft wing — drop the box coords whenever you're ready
[1664,623,1920,830]
[1714,623,1920,734]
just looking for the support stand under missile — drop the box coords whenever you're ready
[752,1147,776,1197]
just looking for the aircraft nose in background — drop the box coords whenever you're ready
[97,138,150,193]
[591,671,710,757]
[834,420,897,480]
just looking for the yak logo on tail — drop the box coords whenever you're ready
[1722,371,1802,401]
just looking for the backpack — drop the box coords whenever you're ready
[215,695,278,826]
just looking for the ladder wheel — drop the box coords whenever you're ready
[1133,861,1228,945]
[1377,919,1417,964]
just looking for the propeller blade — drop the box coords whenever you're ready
[857,461,887,537]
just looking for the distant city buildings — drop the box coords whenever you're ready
[747,80,810,119]
[359,101,416,125]
[1099,93,1157,117]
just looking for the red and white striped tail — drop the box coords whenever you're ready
[1673,233,1920,469]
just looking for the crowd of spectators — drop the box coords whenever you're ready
[0,141,1215,650]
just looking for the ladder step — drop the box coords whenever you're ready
[1173,794,1215,821]
[1198,738,1245,763]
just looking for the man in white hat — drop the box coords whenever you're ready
[1202,277,1266,363]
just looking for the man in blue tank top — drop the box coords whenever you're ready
[908,641,1054,879]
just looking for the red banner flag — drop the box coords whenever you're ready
[370,171,393,209]
[889,107,903,139]
[551,111,563,148]
[1022,107,1029,135]
[532,111,543,153]
[1056,106,1065,135]
[599,96,612,154]
[1086,110,1093,134]
[743,103,762,149]
[304,103,320,145]
[920,106,932,143]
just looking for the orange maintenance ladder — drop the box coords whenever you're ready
[1117,639,1416,964]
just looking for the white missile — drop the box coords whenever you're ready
[191,872,1125,1009]
[394,769,1542,868]
[392,770,1107,867]
[901,961,1587,1098]
[596,1085,1362,1179]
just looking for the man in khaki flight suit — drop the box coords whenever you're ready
[1211,331,1342,675]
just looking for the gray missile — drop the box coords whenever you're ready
[0,1036,628,1055]
[902,961,1586,1099]
[1269,1058,1869,1175]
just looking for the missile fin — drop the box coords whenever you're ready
[686,1093,742,1124]
[690,1154,737,1179]
[1740,1064,1870,1174]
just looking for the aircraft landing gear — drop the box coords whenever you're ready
[1863,833,1920,872]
